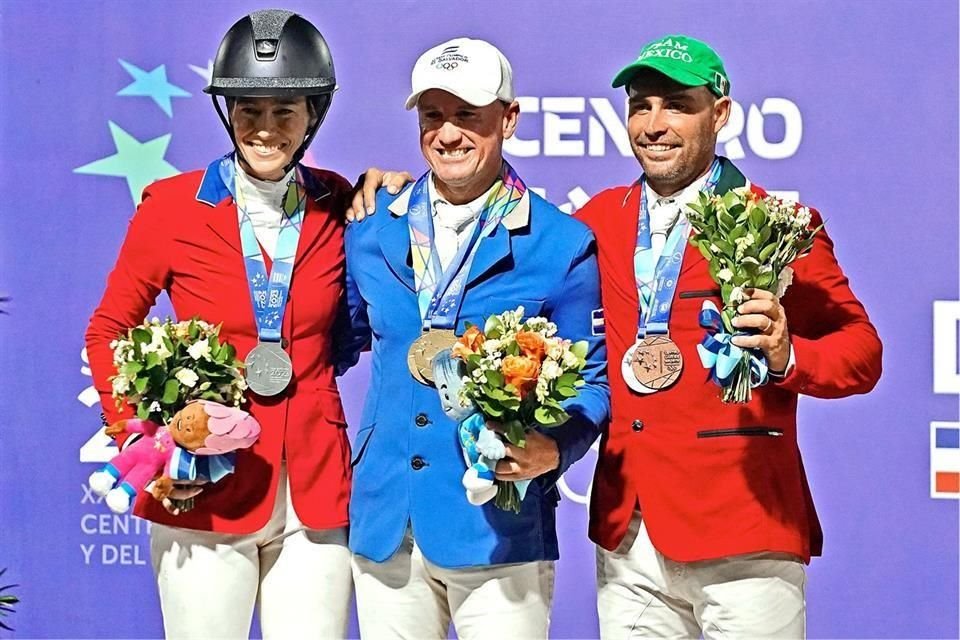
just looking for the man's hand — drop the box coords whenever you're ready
[488,423,560,482]
[731,288,791,373]
[346,168,414,222]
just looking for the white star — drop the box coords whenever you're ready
[189,60,214,85]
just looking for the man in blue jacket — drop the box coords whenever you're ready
[338,37,609,638]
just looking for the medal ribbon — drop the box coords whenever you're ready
[167,447,237,483]
[407,162,526,330]
[695,300,769,387]
[633,158,721,337]
[220,157,305,343]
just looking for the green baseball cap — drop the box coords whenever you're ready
[612,35,730,97]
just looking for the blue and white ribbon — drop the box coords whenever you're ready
[695,301,769,388]
[168,447,237,483]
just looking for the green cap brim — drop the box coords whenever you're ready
[611,57,710,91]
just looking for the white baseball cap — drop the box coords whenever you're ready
[404,37,515,110]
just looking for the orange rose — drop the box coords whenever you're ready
[501,355,541,398]
[515,331,546,361]
[453,325,486,359]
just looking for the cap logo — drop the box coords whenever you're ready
[713,72,729,96]
[430,44,469,71]
[640,38,693,63]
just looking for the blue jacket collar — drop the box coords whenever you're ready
[195,153,330,207]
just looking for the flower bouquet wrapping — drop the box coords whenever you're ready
[445,307,588,512]
[109,317,247,422]
[685,188,820,403]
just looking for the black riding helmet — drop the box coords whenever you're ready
[204,9,336,172]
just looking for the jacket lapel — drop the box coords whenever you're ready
[197,157,242,254]
[204,200,242,255]
[464,223,513,288]
[378,195,416,292]
[679,157,747,277]
[463,189,529,288]
[292,169,334,264]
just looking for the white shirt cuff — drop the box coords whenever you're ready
[768,344,796,379]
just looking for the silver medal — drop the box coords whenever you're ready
[244,342,292,396]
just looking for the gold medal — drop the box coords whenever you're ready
[407,329,458,386]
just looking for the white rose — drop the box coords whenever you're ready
[541,360,563,381]
[175,368,199,388]
[561,350,579,369]
[546,339,564,361]
[187,340,212,361]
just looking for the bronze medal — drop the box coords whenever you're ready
[628,335,683,392]
[407,329,458,385]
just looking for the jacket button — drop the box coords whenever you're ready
[632,419,644,432]
[411,456,426,470]
[281,338,289,349]
[415,413,430,427]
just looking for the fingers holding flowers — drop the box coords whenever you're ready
[487,423,560,481]
[730,288,791,372]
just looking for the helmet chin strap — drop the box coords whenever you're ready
[212,95,249,173]
[212,94,332,177]
[283,93,332,174]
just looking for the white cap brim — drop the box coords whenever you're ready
[404,84,500,110]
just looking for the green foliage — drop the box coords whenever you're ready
[686,189,820,310]
[109,317,247,424]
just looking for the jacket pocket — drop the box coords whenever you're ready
[697,427,784,438]
[679,289,722,299]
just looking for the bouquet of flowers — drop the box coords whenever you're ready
[110,317,247,423]
[685,188,821,403]
[450,307,588,512]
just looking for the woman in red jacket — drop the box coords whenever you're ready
[84,10,354,638]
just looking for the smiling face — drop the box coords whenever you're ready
[230,96,315,181]
[626,70,731,195]
[417,89,520,204]
[168,402,211,451]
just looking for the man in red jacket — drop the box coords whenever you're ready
[346,33,882,639]
[575,35,882,638]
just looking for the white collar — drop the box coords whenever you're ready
[387,173,532,231]
[427,174,496,217]
[234,159,294,209]
[644,163,714,209]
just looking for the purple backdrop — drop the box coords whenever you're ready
[1,1,957,638]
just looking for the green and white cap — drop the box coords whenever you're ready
[612,35,730,97]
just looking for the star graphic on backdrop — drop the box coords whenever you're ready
[117,59,191,117]
[74,121,179,205]
[189,59,214,85]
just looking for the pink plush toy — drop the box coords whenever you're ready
[88,400,260,514]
